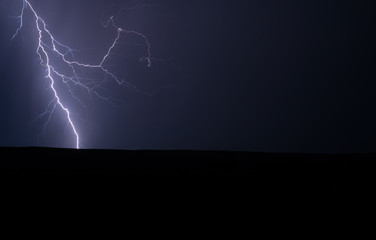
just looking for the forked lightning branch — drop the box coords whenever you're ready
[11,0,152,149]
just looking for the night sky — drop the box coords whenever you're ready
[0,0,375,153]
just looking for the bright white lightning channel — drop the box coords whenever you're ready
[11,0,152,149]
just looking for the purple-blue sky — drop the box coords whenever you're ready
[0,0,375,153]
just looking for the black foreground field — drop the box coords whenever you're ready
[0,147,371,176]
[1,147,371,229]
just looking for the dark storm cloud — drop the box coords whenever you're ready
[0,0,375,153]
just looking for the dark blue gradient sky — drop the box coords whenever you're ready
[0,0,375,152]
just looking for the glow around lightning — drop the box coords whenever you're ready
[11,0,152,149]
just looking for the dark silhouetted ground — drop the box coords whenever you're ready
[0,147,364,176]
[1,147,369,229]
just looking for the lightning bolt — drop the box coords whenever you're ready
[11,0,152,149]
